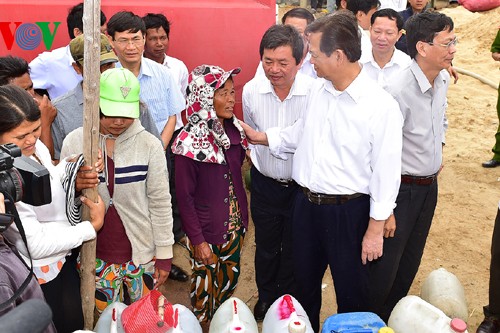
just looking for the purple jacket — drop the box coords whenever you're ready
[175,120,248,246]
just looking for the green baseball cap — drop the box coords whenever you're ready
[70,33,118,66]
[100,68,140,119]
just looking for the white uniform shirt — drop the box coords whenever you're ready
[29,45,82,99]
[162,54,189,130]
[360,26,373,59]
[360,48,411,89]
[254,53,318,79]
[386,60,450,176]
[379,0,408,11]
[243,72,315,181]
[266,71,403,220]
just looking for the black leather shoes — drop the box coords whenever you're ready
[477,317,500,333]
[168,264,189,282]
[482,159,500,168]
[253,299,271,321]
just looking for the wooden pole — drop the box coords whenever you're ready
[81,0,101,329]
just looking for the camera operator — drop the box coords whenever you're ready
[0,192,56,333]
[0,85,105,333]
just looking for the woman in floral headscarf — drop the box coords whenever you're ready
[173,64,248,325]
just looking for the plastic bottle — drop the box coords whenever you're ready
[209,297,258,333]
[261,294,314,333]
[321,312,387,333]
[169,304,202,333]
[421,267,468,322]
[388,295,469,333]
[94,302,128,333]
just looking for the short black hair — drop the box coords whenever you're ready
[107,11,146,39]
[0,85,40,135]
[0,56,30,86]
[67,2,107,39]
[346,0,380,15]
[259,25,304,65]
[142,13,171,38]
[281,8,315,25]
[371,8,404,30]
[405,11,454,59]
[305,11,361,62]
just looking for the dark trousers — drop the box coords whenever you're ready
[491,85,500,161]
[166,128,184,241]
[40,256,84,333]
[484,208,500,318]
[250,166,298,303]
[368,181,438,322]
[292,190,370,333]
[311,0,325,8]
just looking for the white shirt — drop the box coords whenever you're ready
[360,48,411,89]
[162,54,189,130]
[29,45,82,99]
[359,26,373,59]
[379,0,408,11]
[4,140,95,268]
[386,60,450,176]
[243,72,315,181]
[267,71,403,220]
[254,53,318,79]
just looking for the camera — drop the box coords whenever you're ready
[0,143,52,208]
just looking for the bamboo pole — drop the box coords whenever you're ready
[81,0,101,329]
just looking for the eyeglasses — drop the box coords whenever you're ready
[114,36,144,47]
[426,37,458,49]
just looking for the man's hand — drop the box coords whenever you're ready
[153,267,169,290]
[81,194,105,232]
[448,66,459,84]
[0,193,5,214]
[193,242,215,265]
[239,121,269,146]
[383,214,396,238]
[361,217,385,264]
[35,94,57,124]
[75,150,103,192]
[492,52,500,62]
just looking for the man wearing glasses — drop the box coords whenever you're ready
[368,11,456,322]
[107,11,185,150]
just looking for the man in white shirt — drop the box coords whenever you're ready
[379,0,407,11]
[360,9,411,88]
[243,24,315,321]
[142,12,190,283]
[368,11,456,322]
[29,3,107,100]
[346,0,380,57]
[242,12,402,332]
[255,8,317,79]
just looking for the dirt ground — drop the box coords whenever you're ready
[162,5,500,332]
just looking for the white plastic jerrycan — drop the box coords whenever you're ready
[421,267,468,322]
[168,304,202,333]
[209,297,259,333]
[388,295,468,333]
[262,294,314,333]
[94,302,128,333]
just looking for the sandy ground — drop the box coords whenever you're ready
[162,5,500,332]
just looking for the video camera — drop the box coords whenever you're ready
[0,143,51,232]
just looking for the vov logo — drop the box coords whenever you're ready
[0,22,61,51]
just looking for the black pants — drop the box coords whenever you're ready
[40,256,84,333]
[311,0,324,8]
[484,208,500,318]
[368,181,438,322]
[166,128,185,242]
[292,190,370,333]
[250,166,298,303]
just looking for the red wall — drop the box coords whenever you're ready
[0,0,276,117]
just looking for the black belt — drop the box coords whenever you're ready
[401,173,437,186]
[273,178,296,187]
[302,187,365,205]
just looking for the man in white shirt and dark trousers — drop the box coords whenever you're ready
[368,11,456,322]
[243,24,315,321]
[242,12,402,332]
[142,13,190,283]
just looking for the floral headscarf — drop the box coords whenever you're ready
[172,64,248,164]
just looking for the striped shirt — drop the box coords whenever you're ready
[243,72,315,181]
[118,57,185,134]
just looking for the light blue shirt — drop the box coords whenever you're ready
[118,57,185,133]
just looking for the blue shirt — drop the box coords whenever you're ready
[118,57,185,133]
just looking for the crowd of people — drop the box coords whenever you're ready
[0,1,498,333]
